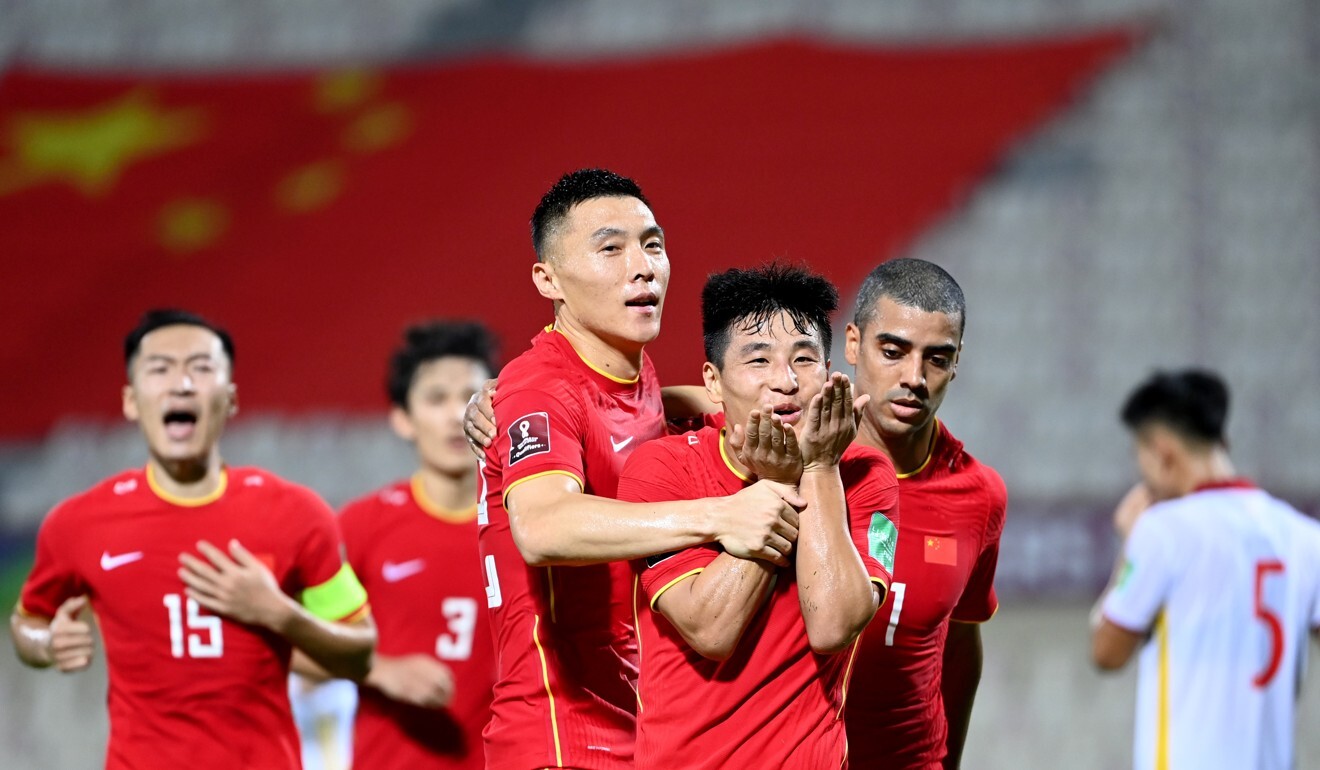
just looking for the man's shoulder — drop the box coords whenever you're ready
[842,442,897,479]
[48,468,148,520]
[628,429,710,467]
[339,480,412,521]
[226,467,332,519]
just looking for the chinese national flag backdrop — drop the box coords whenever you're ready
[0,31,1136,437]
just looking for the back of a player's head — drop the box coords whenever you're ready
[530,168,650,262]
[1120,369,1230,446]
[387,320,499,409]
[853,258,966,336]
[124,308,235,374]
[702,262,839,370]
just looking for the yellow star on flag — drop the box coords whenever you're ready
[0,89,203,197]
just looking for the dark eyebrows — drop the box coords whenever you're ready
[738,341,773,356]
[589,225,665,243]
[875,332,956,356]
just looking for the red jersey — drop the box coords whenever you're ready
[845,420,1006,770]
[618,427,899,770]
[339,477,495,770]
[478,328,665,770]
[18,465,366,770]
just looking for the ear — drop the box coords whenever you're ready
[950,339,962,382]
[531,260,564,303]
[702,361,724,407]
[122,384,139,422]
[844,323,860,367]
[227,383,239,417]
[389,405,416,442]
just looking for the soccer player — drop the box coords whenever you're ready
[842,259,1006,770]
[9,308,375,770]
[1092,369,1320,770]
[479,169,805,770]
[620,264,899,770]
[336,321,498,769]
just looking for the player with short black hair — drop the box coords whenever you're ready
[10,308,374,770]
[842,258,1006,770]
[333,319,500,770]
[1094,369,1320,770]
[622,262,897,769]
[477,169,803,770]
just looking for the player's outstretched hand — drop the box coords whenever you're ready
[716,480,805,567]
[464,378,499,459]
[798,372,867,472]
[1113,482,1153,540]
[49,595,95,672]
[179,539,292,631]
[368,653,456,709]
[728,406,803,484]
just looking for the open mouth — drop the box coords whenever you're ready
[771,403,803,424]
[163,409,198,440]
[625,292,660,312]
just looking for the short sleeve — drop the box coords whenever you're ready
[494,383,587,499]
[842,448,901,599]
[18,505,87,619]
[1101,511,1176,634]
[618,439,720,608]
[291,489,368,622]
[952,474,1006,623]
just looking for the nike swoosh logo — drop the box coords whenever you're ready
[101,551,144,571]
[382,559,426,583]
[610,435,634,453]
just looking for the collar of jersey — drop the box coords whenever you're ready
[411,474,478,523]
[718,428,752,483]
[1192,477,1256,493]
[896,419,941,479]
[549,324,641,385]
[146,464,228,507]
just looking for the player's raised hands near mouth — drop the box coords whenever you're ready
[798,373,868,472]
[728,408,802,484]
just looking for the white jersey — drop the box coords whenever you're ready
[1102,481,1320,770]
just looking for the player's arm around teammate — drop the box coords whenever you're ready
[179,538,376,681]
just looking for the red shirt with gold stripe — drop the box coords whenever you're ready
[339,476,495,769]
[619,426,899,770]
[845,420,1007,770]
[478,327,664,770]
[18,465,368,770]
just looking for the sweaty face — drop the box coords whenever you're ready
[845,296,961,441]
[704,310,829,433]
[394,357,489,477]
[122,324,235,466]
[540,195,670,352]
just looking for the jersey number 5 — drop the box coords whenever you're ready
[1253,559,1285,688]
[163,593,223,658]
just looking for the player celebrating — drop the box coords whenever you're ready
[9,308,374,770]
[620,264,898,770]
[479,169,804,770]
[1093,370,1320,770]
[336,321,498,769]
[842,259,1006,770]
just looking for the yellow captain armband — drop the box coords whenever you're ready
[301,563,369,622]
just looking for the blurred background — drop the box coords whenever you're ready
[1,0,1318,767]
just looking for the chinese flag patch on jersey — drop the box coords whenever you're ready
[924,536,957,566]
[508,412,551,465]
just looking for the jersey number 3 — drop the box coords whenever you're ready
[163,593,223,658]
[1253,559,1285,688]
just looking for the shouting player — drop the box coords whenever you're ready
[1093,370,1320,770]
[336,321,498,769]
[9,309,374,770]
[843,259,1007,770]
[620,264,899,770]
[478,169,804,769]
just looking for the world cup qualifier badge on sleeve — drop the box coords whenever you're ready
[508,412,551,465]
